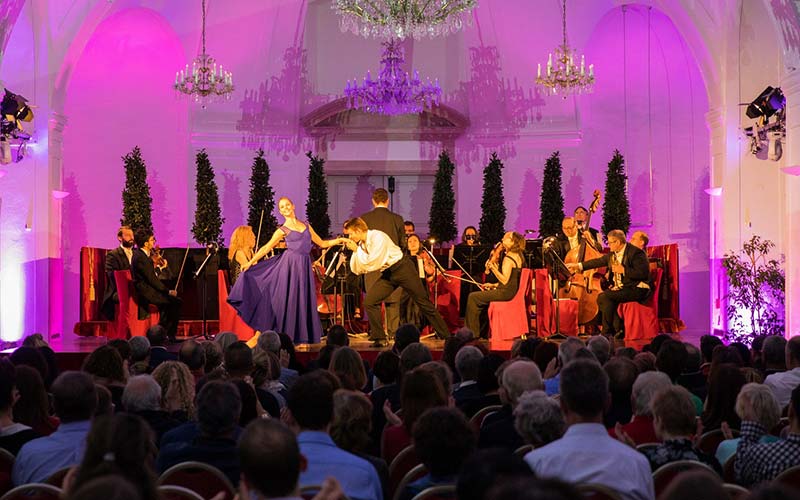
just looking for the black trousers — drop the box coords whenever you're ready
[596,287,649,335]
[465,286,516,338]
[365,258,450,340]
[149,295,182,339]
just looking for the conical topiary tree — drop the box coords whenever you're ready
[247,149,278,248]
[539,151,565,238]
[191,149,225,247]
[306,151,331,238]
[479,152,507,245]
[428,150,457,243]
[120,146,154,233]
[601,149,631,241]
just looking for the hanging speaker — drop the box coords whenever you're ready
[387,176,395,193]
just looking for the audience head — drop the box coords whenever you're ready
[703,363,746,430]
[21,333,48,348]
[457,449,534,500]
[107,339,132,362]
[762,335,787,370]
[514,390,565,447]
[604,357,638,404]
[647,334,673,356]
[455,327,475,343]
[0,359,15,414]
[413,407,475,477]
[278,333,299,369]
[501,360,543,406]
[515,337,541,361]
[202,340,223,374]
[196,380,242,437]
[572,347,598,363]
[288,371,340,431]
[66,475,142,500]
[83,345,126,384]
[659,470,725,500]
[329,346,367,391]
[72,413,158,500]
[178,340,205,372]
[748,483,800,500]
[532,341,559,375]
[372,350,400,388]
[557,337,585,367]
[128,336,151,363]
[631,371,672,417]
[400,342,433,375]
[94,384,113,416]
[231,378,259,427]
[418,361,454,395]
[559,360,608,422]
[224,341,254,378]
[711,345,744,372]
[730,342,752,367]
[736,382,781,431]
[239,419,304,499]
[145,325,168,348]
[400,367,448,431]
[10,346,49,386]
[442,337,467,378]
[252,350,281,388]
[257,330,281,355]
[700,334,724,363]
[615,346,637,360]
[122,375,162,412]
[683,342,701,373]
[650,385,697,439]
[330,389,373,453]
[151,361,195,417]
[455,345,484,382]
[487,476,582,500]
[52,371,97,422]
[215,331,240,352]
[326,324,349,346]
[11,365,51,430]
[394,323,421,353]
[633,352,657,373]
[655,340,688,382]
[587,335,611,365]
[316,344,340,371]
[477,354,505,394]
[787,336,800,369]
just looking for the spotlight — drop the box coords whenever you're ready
[746,86,785,121]
[742,86,786,161]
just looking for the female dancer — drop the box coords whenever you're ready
[465,231,525,339]
[227,225,256,286]
[228,197,342,344]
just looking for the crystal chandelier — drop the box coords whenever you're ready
[344,39,442,115]
[333,0,477,40]
[535,0,594,96]
[174,0,234,101]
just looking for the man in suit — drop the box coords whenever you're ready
[131,228,181,341]
[360,188,406,343]
[566,230,650,339]
[101,225,135,320]
[574,206,602,250]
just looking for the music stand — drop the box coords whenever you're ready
[524,239,544,269]
[194,243,219,340]
[543,243,573,340]
[322,247,363,334]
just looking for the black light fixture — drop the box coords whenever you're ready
[745,86,786,120]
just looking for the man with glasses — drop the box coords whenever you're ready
[565,230,650,339]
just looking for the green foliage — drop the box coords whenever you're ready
[538,151,565,238]
[722,235,785,344]
[120,146,154,233]
[601,150,631,241]
[247,149,279,248]
[428,150,458,242]
[191,149,225,247]
[306,151,331,238]
[479,152,507,244]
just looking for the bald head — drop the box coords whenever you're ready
[502,361,543,406]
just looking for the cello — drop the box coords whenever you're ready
[564,189,604,325]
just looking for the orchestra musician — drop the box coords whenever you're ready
[404,220,416,238]
[227,225,256,286]
[400,233,436,328]
[101,225,134,320]
[451,225,481,317]
[131,228,182,341]
[464,231,525,339]
[574,206,603,251]
[630,230,649,251]
[565,229,651,339]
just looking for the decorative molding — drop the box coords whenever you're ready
[324,160,437,176]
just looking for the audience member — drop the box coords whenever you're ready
[762,335,787,376]
[13,371,97,485]
[442,336,467,383]
[330,346,367,391]
[278,332,304,374]
[128,336,151,375]
[399,342,432,377]
[399,407,475,500]
[702,363,746,431]
[612,371,671,445]
[765,336,800,409]
[532,341,559,375]
[178,340,206,382]
[224,341,255,379]
[454,346,484,410]
[480,360,543,450]
[94,384,113,416]
[710,345,744,373]
[543,337,584,396]
[392,324,421,355]
[65,474,142,500]
[157,380,242,485]
[252,350,285,415]
[645,334,672,358]
[615,347,637,360]
[486,476,583,500]
[456,449,534,500]
[9,347,49,389]
[730,341,752,367]
[632,352,656,373]
[368,351,401,454]
[258,331,299,388]
[146,325,177,370]
[122,375,183,444]
[736,384,800,486]
[514,390,564,448]
[462,354,505,417]
[587,335,611,365]
[417,361,454,397]
[326,324,349,347]
[0,359,39,455]
[215,332,239,353]
[603,357,637,427]
[751,335,768,371]
[525,360,654,500]
[658,470,726,500]
[82,344,127,410]
[151,361,195,419]
[231,378,263,426]
[288,371,381,500]
[654,340,687,382]
[12,365,59,436]
[641,385,721,473]
[202,340,223,374]
[748,483,800,500]
[107,339,132,364]
[68,413,158,500]
[716,383,781,466]
[515,338,541,361]
[676,342,706,401]
[699,334,723,364]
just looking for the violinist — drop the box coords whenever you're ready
[400,234,436,328]
[451,225,481,317]
[131,228,182,342]
[464,231,525,339]
[228,225,256,286]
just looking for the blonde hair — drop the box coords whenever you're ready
[228,226,256,261]
[151,361,195,417]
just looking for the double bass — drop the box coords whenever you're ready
[564,190,604,325]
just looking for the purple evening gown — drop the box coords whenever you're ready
[227,225,323,344]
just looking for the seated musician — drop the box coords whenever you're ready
[101,225,135,320]
[574,206,603,250]
[228,226,256,286]
[465,231,525,339]
[401,234,436,328]
[565,230,650,340]
[450,225,481,317]
[131,228,182,341]
[630,230,649,251]
[404,220,416,238]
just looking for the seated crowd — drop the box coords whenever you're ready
[1,328,800,499]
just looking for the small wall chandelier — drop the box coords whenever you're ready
[344,39,442,115]
[174,0,234,101]
[333,0,477,40]
[535,0,594,97]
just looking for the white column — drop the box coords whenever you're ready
[780,71,800,337]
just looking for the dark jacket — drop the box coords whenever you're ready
[101,246,132,319]
[582,243,650,291]
[361,207,406,250]
[131,248,170,315]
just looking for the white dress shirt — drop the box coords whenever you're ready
[349,230,404,275]
[765,367,800,408]
[121,245,133,264]
[568,234,579,250]
[525,423,655,500]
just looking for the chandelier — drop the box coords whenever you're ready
[174,0,234,101]
[333,0,477,40]
[344,39,442,115]
[535,0,594,96]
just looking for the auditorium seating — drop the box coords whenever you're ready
[157,461,235,500]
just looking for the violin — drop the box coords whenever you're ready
[151,245,166,269]
[485,241,505,274]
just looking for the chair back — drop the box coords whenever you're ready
[635,443,660,454]
[0,449,13,496]
[774,464,800,490]
[300,485,352,500]
[44,467,73,488]
[157,485,205,500]
[645,268,663,312]
[469,405,502,434]
[0,484,61,500]
[392,464,428,500]
[696,429,739,456]
[652,460,716,497]
[388,445,421,499]
[574,483,622,500]
[411,484,456,500]
[722,455,737,483]
[157,461,236,500]
[513,444,534,458]
[721,483,749,500]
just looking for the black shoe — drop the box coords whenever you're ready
[370,340,388,348]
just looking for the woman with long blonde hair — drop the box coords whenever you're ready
[227,225,256,286]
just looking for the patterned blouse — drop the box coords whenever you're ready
[642,438,722,474]
[736,420,800,487]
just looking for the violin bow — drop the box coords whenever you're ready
[255,208,265,251]
[173,243,191,293]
